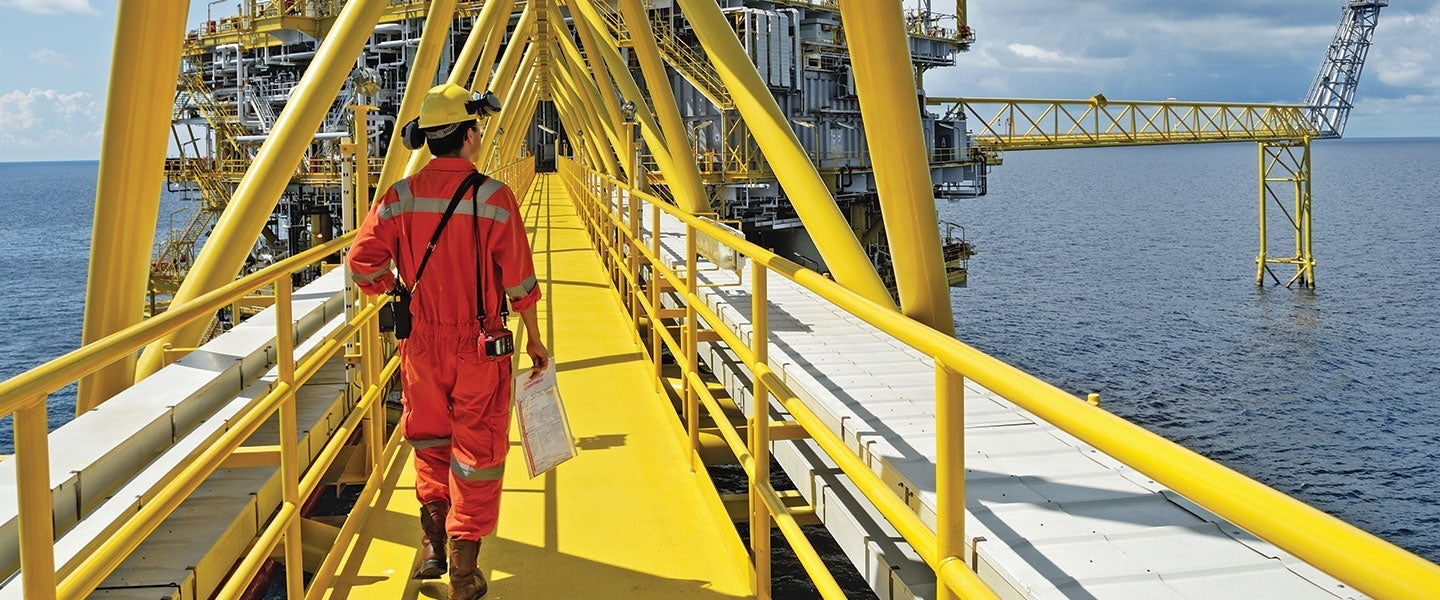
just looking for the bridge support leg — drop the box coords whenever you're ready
[1256,139,1315,288]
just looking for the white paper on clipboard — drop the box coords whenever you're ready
[514,363,575,478]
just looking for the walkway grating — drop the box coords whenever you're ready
[320,174,753,599]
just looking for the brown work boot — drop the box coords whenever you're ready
[448,537,488,600]
[412,500,449,579]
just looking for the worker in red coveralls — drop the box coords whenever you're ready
[347,83,546,600]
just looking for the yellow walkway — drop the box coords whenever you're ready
[322,174,753,599]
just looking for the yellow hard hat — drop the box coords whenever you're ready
[418,83,501,128]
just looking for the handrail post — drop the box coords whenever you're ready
[936,359,965,600]
[274,275,304,598]
[628,185,641,335]
[15,399,56,599]
[749,263,771,600]
[685,222,699,471]
[650,201,663,394]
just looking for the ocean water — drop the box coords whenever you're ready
[0,141,1436,574]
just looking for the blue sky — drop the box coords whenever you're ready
[0,0,1436,162]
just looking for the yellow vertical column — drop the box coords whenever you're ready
[77,0,192,412]
[675,0,892,307]
[136,0,392,379]
[935,361,965,600]
[838,0,954,333]
[1256,143,1268,285]
[616,0,711,214]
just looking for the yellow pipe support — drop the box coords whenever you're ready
[399,0,464,178]
[837,0,954,333]
[548,9,626,171]
[496,73,540,165]
[274,277,304,598]
[478,29,537,167]
[616,0,709,214]
[750,263,772,600]
[449,0,509,89]
[568,0,683,201]
[570,1,629,171]
[548,41,622,175]
[134,0,389,379]
[674,0,892,306]
[77,0,192,413]
[470,7,510,92]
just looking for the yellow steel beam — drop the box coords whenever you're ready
[616,0,710,214]
[932,96,1317,152]
[135,0,391,379]
[469,6,510,92]
[378,0,460,182]
[477,5,537,166]
[493,56,540,165]
[455,0,513,88]
[548,5,626,173]
[674,0,893,307]
[570,2,628,175]
[839,0,953,333]
[551,79,604,170]
[567,0,685,205]
[404,0,494,175]
[77,0,191,413]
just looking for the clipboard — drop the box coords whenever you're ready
[513,363,576,478]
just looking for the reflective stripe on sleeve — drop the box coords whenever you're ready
[377,179,414,221]
[505,274,537,300]
[451,455,505,481]
[406,436,452,450]
[350,260,393,284]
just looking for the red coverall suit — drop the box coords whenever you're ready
[346,157,540,540]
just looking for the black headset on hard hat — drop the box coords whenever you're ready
[400,90,502,151]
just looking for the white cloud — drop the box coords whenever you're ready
[27,49,68,66]
[0,0,96,16]
[0,89,104,157]
[1007,43,1072,66]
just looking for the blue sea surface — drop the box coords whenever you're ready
[0,141,1436,570]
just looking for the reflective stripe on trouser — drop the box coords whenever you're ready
[399,318,513,540]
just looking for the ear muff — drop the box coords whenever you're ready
[466,91,502,119]
[401,118,426,150]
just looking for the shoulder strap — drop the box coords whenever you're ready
[409,172,484,296]
[472,173,496,321]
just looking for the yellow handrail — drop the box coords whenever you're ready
[0,230,407,598]
[560,158,1440,600]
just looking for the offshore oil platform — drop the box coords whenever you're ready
[3,0,1436,599]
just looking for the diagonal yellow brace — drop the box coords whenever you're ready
[839,0,953,332]
[78,0,192,413]
[616,0,710,214]
[135,0,394,379]
[674,0,892,307]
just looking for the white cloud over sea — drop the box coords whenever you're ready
[0,89,103,161]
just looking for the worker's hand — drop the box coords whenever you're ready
[526,338,549,377]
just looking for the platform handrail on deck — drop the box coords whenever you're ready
[559,158,1440,600]
[0,232,398,599]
